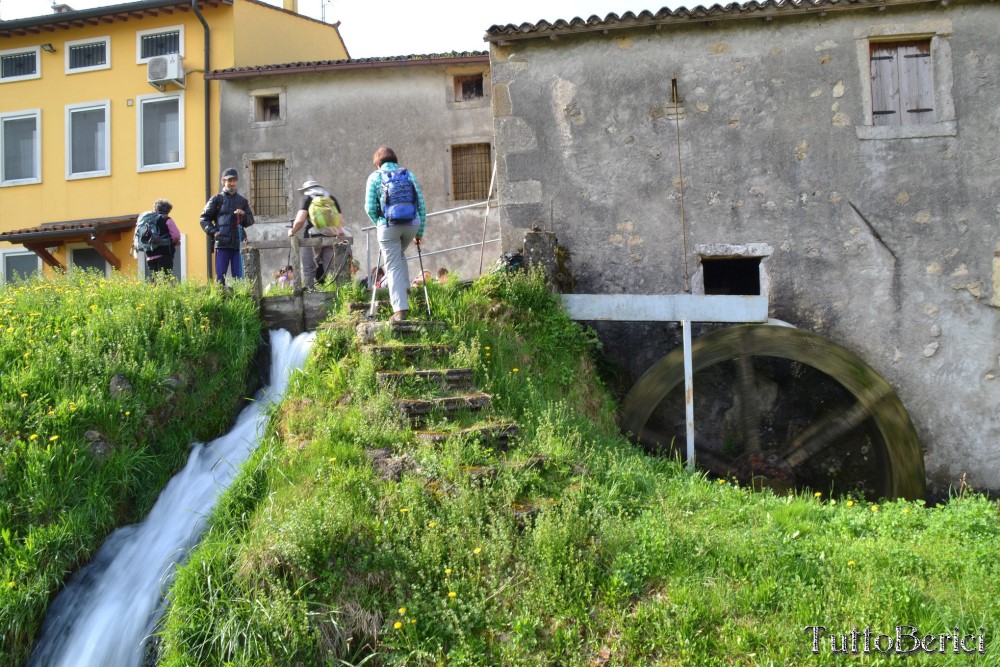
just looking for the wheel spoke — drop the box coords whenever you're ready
[734,355,761,452]
[780,398,875,468]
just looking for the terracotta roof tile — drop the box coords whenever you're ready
[207,51,488,79]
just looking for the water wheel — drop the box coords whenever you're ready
[620,324,925,500]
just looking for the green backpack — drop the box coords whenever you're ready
[308,195,341,230]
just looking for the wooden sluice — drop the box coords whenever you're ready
[241,236,353,334]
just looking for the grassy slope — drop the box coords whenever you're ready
[0,273,261,665]
[160,272,1000,666]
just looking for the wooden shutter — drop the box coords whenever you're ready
[870,43,900,126]
[870,40,932,127]
[899,41,934,124]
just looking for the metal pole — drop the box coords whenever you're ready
[479,160,498,275]
[682,318,695,467]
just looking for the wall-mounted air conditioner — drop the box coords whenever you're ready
[147,55,185,90]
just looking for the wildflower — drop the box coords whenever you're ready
[19,392,27,398]
[870,505,879,512]
[6,581,13,588]
[846,500,854,507]
[847,560,856,567]
[394,621,403,630]
[484,346,491,351]
[29,434,37,441]
[184,317,191,322]
[448,591,457,599]
[410,618,416,624]
[398,607,407,615]
[400,508,409,514]
[717,478,726,484]
[125,411,131,416]
[328,457,337,463]
[814,492,822,498]
[903,508,910,514]
[49,435,59,442]
[473,547,482,555]
[445,568,452,576]
[512,368,520,373]
[428,521,437,528]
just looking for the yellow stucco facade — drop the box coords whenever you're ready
[0,0,347,283]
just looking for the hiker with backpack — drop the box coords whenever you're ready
[364,146,427,321]
[132,198,180,278]
[288,179,346,290]
[199,167,255,285]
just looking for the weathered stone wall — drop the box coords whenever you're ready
[491,2,1000,492]
[217,59,497,283]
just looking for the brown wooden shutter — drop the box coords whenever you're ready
[870,43,900,126]
[899,41,934,124]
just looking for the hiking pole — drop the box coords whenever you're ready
[367,249,383,319]
[415,239,432,319]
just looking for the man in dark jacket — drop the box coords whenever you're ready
[200,167,255,284]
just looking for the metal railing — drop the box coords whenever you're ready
[359,199,500,279]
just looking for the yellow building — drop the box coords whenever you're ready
[0,0,348,283]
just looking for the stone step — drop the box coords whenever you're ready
[356,319,447,344]
[415,423,520,450]
[377,368,474,390]
[349,301,380,313]
[361,343,454,364]
[395,392,492,420]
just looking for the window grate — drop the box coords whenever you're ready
[252,160,286,217]
[69,42,107,69]
[1,51,36,78]
[451,143,490,201]
[141,31,180,59]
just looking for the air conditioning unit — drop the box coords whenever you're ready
[147,55,184,89]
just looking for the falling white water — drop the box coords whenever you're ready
[29,329,314,667]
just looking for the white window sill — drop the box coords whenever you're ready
[856,121,957,140]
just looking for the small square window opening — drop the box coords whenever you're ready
[454,74,484,102]
[255,95,281,122]
[702,257,761,295]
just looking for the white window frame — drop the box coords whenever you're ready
[1,108,42,187]
[0,248,41,285]
[0,46,41,83]
[66,100,111,180]
[136,24,184,64]
[854,19,956,140]
[136,91,184,172]
[65,35,111,74]
[67,242,111,277]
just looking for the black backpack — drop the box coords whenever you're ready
[133,211,170,254]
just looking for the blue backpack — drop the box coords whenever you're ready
[379,168,417,224]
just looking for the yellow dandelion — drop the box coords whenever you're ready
[184,317,191,322]
[328,457,337,463]
[428,521,437,528]
[29,434,37,441]
[49,435,59,442]
[484,346,491,350]
[512,368,519,373]
[473,547,482,555]
[717,478,726,484]
[125,411,131,416]
[814,491,822,498]
[870,505,879,512]
[393,621,403,630]
[6,581,13,588]
[398,607,407,615]
[847,560,856,567]
[19,392,27,398]
[903,508,910,514]
[400,508,409,514]
[410,618,416,624]
[846,500,854,507]
[448,591,456,599]
[445,568,452,576]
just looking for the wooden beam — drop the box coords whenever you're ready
[24,243,64,270]
[86,234,122,270]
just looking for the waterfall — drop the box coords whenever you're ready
[29,329,314,667]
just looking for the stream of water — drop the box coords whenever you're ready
[28,329,314,667]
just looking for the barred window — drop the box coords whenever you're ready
[69,40,107,70]
[252,160,286,217]
[1,50,37,79]
[140,31,180,59]
[453,74,484,102]
[451,143,491,201]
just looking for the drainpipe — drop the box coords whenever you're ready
[192,0,213,281]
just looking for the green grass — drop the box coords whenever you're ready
[144,270,999,666]
[0,271,261,665]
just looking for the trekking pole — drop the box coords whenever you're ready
[367,249,383,319]
[416,239,432,319]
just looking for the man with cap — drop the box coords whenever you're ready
[288,179,347,290]
[200,168,255,284]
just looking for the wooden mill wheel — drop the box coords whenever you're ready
[620,324,925,500]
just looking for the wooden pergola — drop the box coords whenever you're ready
[0,215,136,270]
